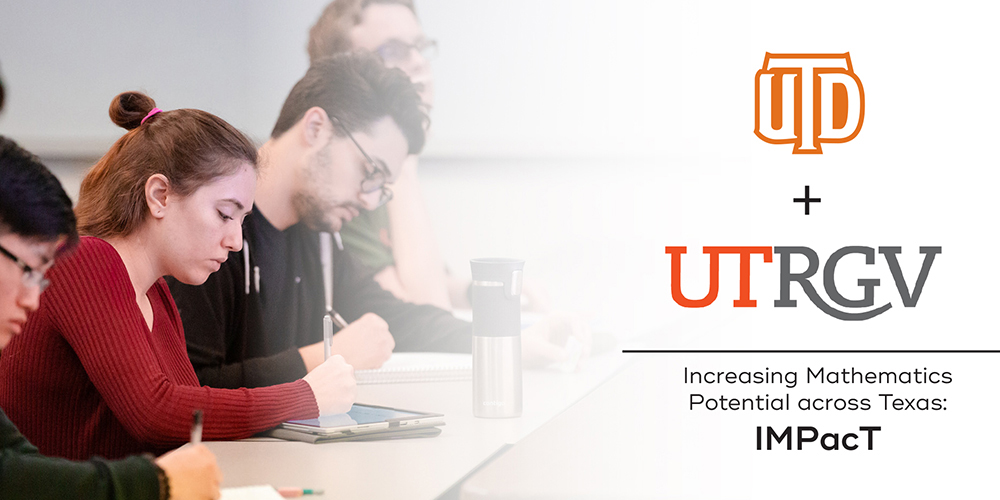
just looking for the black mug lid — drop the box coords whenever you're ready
[470,258,524,299]
[470,258,524,281]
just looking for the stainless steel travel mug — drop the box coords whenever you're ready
[470,258,524,418]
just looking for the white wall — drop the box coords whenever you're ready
[0,0,677,329]
[1,0,682,160]
[0,0,325,154]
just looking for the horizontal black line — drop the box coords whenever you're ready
[623,350,1000,354]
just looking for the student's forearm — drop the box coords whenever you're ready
[96,377,318,448]
[385,156,452,309]
[194,348,308,389]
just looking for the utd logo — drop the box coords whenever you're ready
[755,53,864,154]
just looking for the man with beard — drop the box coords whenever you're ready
[169,51,586,390]
[167,52,453,388]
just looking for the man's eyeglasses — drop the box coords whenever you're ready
[330,116,394,208]
[0,242,50,292]
[376,38,438,65]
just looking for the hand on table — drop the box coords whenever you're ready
[521,311,592,370]
[155,444,222,500]
[298,313,395,371]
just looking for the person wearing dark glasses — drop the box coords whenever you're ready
[167,52,472,389]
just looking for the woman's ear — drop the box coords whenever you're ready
[145,174,170,219]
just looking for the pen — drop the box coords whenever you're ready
[324,310,350,361]
[277,487,324,498]
[323,309,347,361]
[323,314,332,361]
[190,409,203,445]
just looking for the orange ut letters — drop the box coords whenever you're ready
[755,53,864,154]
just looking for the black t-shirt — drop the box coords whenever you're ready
[167,207,471,389]
[251,210,320,353]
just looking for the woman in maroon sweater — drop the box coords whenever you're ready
[0,134,224,500]
[0,92,356,461]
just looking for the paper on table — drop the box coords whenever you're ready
[355,352,471,384]
[220,485,285,500]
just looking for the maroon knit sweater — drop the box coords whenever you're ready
[0,237,319,460]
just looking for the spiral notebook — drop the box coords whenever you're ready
[355,352,472,384]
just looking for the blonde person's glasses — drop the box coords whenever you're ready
[376,38,438,65]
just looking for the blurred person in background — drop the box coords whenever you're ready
[307,1,591,361]
[308,0,451,309]
[309,0,554,312]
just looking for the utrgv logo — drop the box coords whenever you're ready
[665,246,940,321]
[755,53,864,154]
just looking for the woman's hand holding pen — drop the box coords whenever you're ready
[299,313,395,371]
[155,444,222,500]
[302,354,357,415]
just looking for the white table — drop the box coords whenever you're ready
[208,352,630,499]
[459,355,674,499]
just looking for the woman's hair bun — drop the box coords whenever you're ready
[109,91,157,130]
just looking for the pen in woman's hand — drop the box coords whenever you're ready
[190,409,203,445]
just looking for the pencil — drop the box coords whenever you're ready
[277,487,324,497]
[190,409,203,445]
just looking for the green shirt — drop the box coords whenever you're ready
[0,408,162,500]
[339,204,395,271]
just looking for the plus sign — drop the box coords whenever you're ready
[793,185,821,215]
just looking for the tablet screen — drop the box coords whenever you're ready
[287,404,423,429]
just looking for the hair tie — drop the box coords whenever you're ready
[140,108,163,125]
